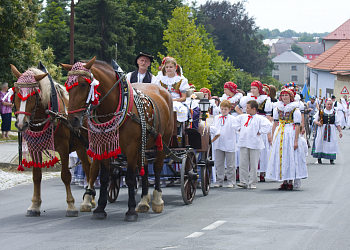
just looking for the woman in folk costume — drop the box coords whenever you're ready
[220,82,243,116]
[156,57,190,123]
[235,80,273,182]
[200,87,220,116]
[337,98,347,129]
[266,88,308,190]
[312,99,342,164]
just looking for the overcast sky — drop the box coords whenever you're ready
[191,0,349,33]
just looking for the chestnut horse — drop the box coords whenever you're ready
[11,65,92,217]
[61,57,173,221]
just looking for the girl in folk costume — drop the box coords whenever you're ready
[156,57,190,123]
[266,88,308,190]
[312,99,342,164]
[220,82,243,116]
[200,87,220,116]
[235,80,273,182]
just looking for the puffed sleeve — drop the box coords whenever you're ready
[313,110,320,121]
[273,107,279,122]
[179,77,189,93]
[210,116,220,136]
[293,109,302,124]
[258,116,272,134]
[335,112,341,126]
[264,98,273,116]
[299,101,305,113]
[231,115,242,131]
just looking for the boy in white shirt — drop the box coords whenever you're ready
[232,100,272,189]
[210,100,237,188]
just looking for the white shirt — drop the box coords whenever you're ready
[156,74,189,99]
[126,71,156,84]
[231,114,272,150]
[210,114,236,152]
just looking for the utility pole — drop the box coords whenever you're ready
[69,0,82,65]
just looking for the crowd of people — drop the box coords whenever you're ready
[70,51,343,191]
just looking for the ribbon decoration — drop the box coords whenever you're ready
[244,115,253,127]
[251,96,258,100]
[219,115,227,126]
[84,78,100,105]
[2,87,15,102]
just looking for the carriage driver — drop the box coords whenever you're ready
[126,52,157,84]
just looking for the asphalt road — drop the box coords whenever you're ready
[1,130,350,250]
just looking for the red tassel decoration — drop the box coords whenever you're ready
[140,166,145,176]
[17,164,25,171]
[156,134,163,151]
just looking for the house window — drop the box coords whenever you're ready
[273,75,279,80]
[304,55,307,58]
[316,55,318,58]
[274,65,279,70]
[291,65,297,71]
[291,75,298,81]
[309,55,312,59]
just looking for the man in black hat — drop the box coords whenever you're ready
[331,95,337,107]
[126,52,156,83]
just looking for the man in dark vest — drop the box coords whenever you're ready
[126,52,156,83]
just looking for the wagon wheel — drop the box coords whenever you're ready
[201,144,212,196]
[107,174,121,203]
[181,149,198,205]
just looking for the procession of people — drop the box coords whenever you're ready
[56,51,343,191]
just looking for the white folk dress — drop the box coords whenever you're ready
[266,101,308,181]
[312,108,340,160]
[156,74,190,122]
[238,93,272,173]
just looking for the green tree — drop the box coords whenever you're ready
[291,43,304,57]
[155,6,211,89]
[298,35,315,42]
[36,0,70,64]
[74,0,135,72]
[126,0,182,68]
[199,1,272,76]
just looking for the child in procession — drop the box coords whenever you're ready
[210,100,237,188]
[231,100,272,189]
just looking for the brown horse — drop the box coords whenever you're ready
[61,57,173,221]
[11,65,92,217]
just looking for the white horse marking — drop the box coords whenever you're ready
[17,100,27,129]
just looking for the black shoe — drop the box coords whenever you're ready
[330,160,335,165]
[318,159,322,164]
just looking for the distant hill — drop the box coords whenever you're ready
[258,28,329,41]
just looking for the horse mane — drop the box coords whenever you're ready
[29,68,69,108]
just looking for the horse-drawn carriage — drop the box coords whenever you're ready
[11,56,214,221]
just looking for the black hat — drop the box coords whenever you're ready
[331,95,336,99]
[135,52,154,68]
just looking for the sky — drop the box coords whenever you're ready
[191,0,350,33]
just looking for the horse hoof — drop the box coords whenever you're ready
[80,205,92,212]
[66,210,78,217]
[91,212,107,220]
[91,201,96,208]
[26,210,40,217]
[124,213,138,222]
[152,203,164,213]
[136,204,150,213]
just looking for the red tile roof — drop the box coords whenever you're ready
[324,18,350,40]
[307,40,350,71]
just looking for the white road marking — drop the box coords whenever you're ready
[202,220,227,230]
[162,246,179,249]
[185,232,204,238]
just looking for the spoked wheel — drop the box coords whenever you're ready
[107,174,121,203]
[201,145,212,196]
[181,149,198,205]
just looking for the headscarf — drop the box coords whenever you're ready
[200,87,211,99]
[279,88,295,102]
[189,83,196,91]
[158,56,174,70]
[251,80,266,95]
[224,82,237,95]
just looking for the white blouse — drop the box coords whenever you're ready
[231,114,272,150]
[156,75,189,99]
[273,101,301,124]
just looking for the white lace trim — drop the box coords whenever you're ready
[276,101,300,112]
[221,92,243,103]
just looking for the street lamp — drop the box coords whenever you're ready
[198,98,210,121]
